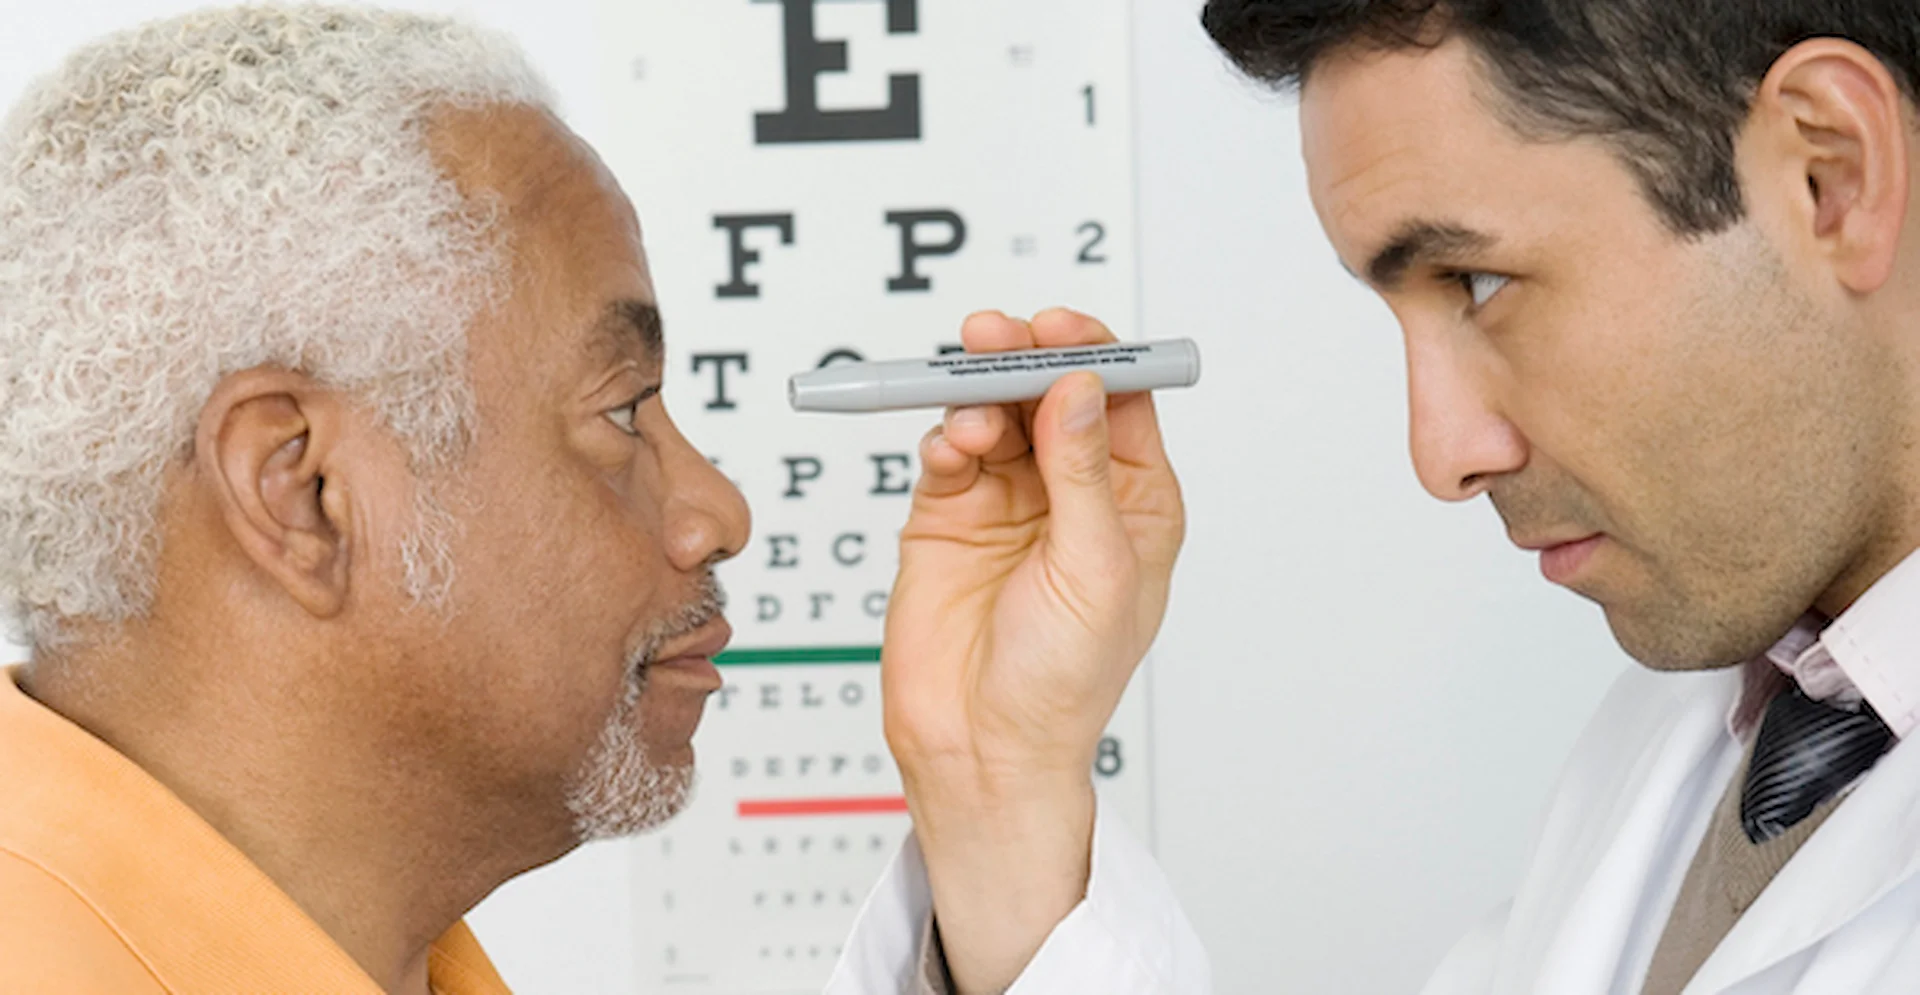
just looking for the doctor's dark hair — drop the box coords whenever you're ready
[1199,0,1920,236]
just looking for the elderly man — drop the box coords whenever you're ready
[0,8,754,992]
[0,6,1190,994]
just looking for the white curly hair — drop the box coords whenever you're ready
[0,5,555,648]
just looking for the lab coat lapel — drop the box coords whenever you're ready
[1497,668,1743,995]
[1685,728,1920,993]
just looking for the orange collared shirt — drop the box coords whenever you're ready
[0,665,512,994]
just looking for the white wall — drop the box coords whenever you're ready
[0,1,1629,992]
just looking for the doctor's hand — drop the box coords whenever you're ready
[882,308,1185,994]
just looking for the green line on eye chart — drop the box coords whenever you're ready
[713,646,883,667]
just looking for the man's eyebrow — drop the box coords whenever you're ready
[1365,221,1497,290]
[594,298,664,364]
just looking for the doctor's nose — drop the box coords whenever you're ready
[1405,334,1528,503]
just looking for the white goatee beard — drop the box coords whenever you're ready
[563,665,695,842]
[562,578,723,842]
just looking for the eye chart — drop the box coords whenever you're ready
[597,3,1150,991]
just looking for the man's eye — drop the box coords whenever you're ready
[605,402,642,437]
[1460,272,1510,310]
[604,386,658,438]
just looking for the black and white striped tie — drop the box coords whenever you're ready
[1740,688,1894,844]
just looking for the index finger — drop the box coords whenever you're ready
[959,310,1036,353]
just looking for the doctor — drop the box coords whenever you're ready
[834,1,1920,993]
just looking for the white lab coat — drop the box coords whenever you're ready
[825,788,1213,993]
[831,663,1920,994]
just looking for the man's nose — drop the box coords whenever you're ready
[1405,331,1527,502]
[659,427,752,572]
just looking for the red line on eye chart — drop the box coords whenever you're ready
[736,796,910,818]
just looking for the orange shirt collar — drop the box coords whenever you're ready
[0,665,510,994]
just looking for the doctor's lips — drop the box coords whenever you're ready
[1513,533,1606,586]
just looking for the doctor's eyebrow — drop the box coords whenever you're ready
[1364,220,1497,291]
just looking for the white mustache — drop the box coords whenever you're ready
[626,573,727,675]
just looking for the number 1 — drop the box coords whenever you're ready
[1082,84,1096,126]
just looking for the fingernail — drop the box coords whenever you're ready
[949,407,989,433]
[1062,380,1104,435]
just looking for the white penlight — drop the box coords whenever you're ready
[788,339,1204,414]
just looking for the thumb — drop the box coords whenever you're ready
[1033,373,1128,569]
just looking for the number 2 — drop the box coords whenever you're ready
[1077,222,1108,265]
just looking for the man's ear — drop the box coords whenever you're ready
[1750,39,1912,294]
[194,369,352,619]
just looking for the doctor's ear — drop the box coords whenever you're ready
[194,368,353,619]
[1748,39,1911,294]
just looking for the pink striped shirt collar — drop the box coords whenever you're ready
[1730,549,1920,740]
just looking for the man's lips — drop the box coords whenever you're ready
[1514,534,1605,585]
[648,614,729,672]
[645,618,733,699]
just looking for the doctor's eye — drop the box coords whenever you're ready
[1454,271,1511,311]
